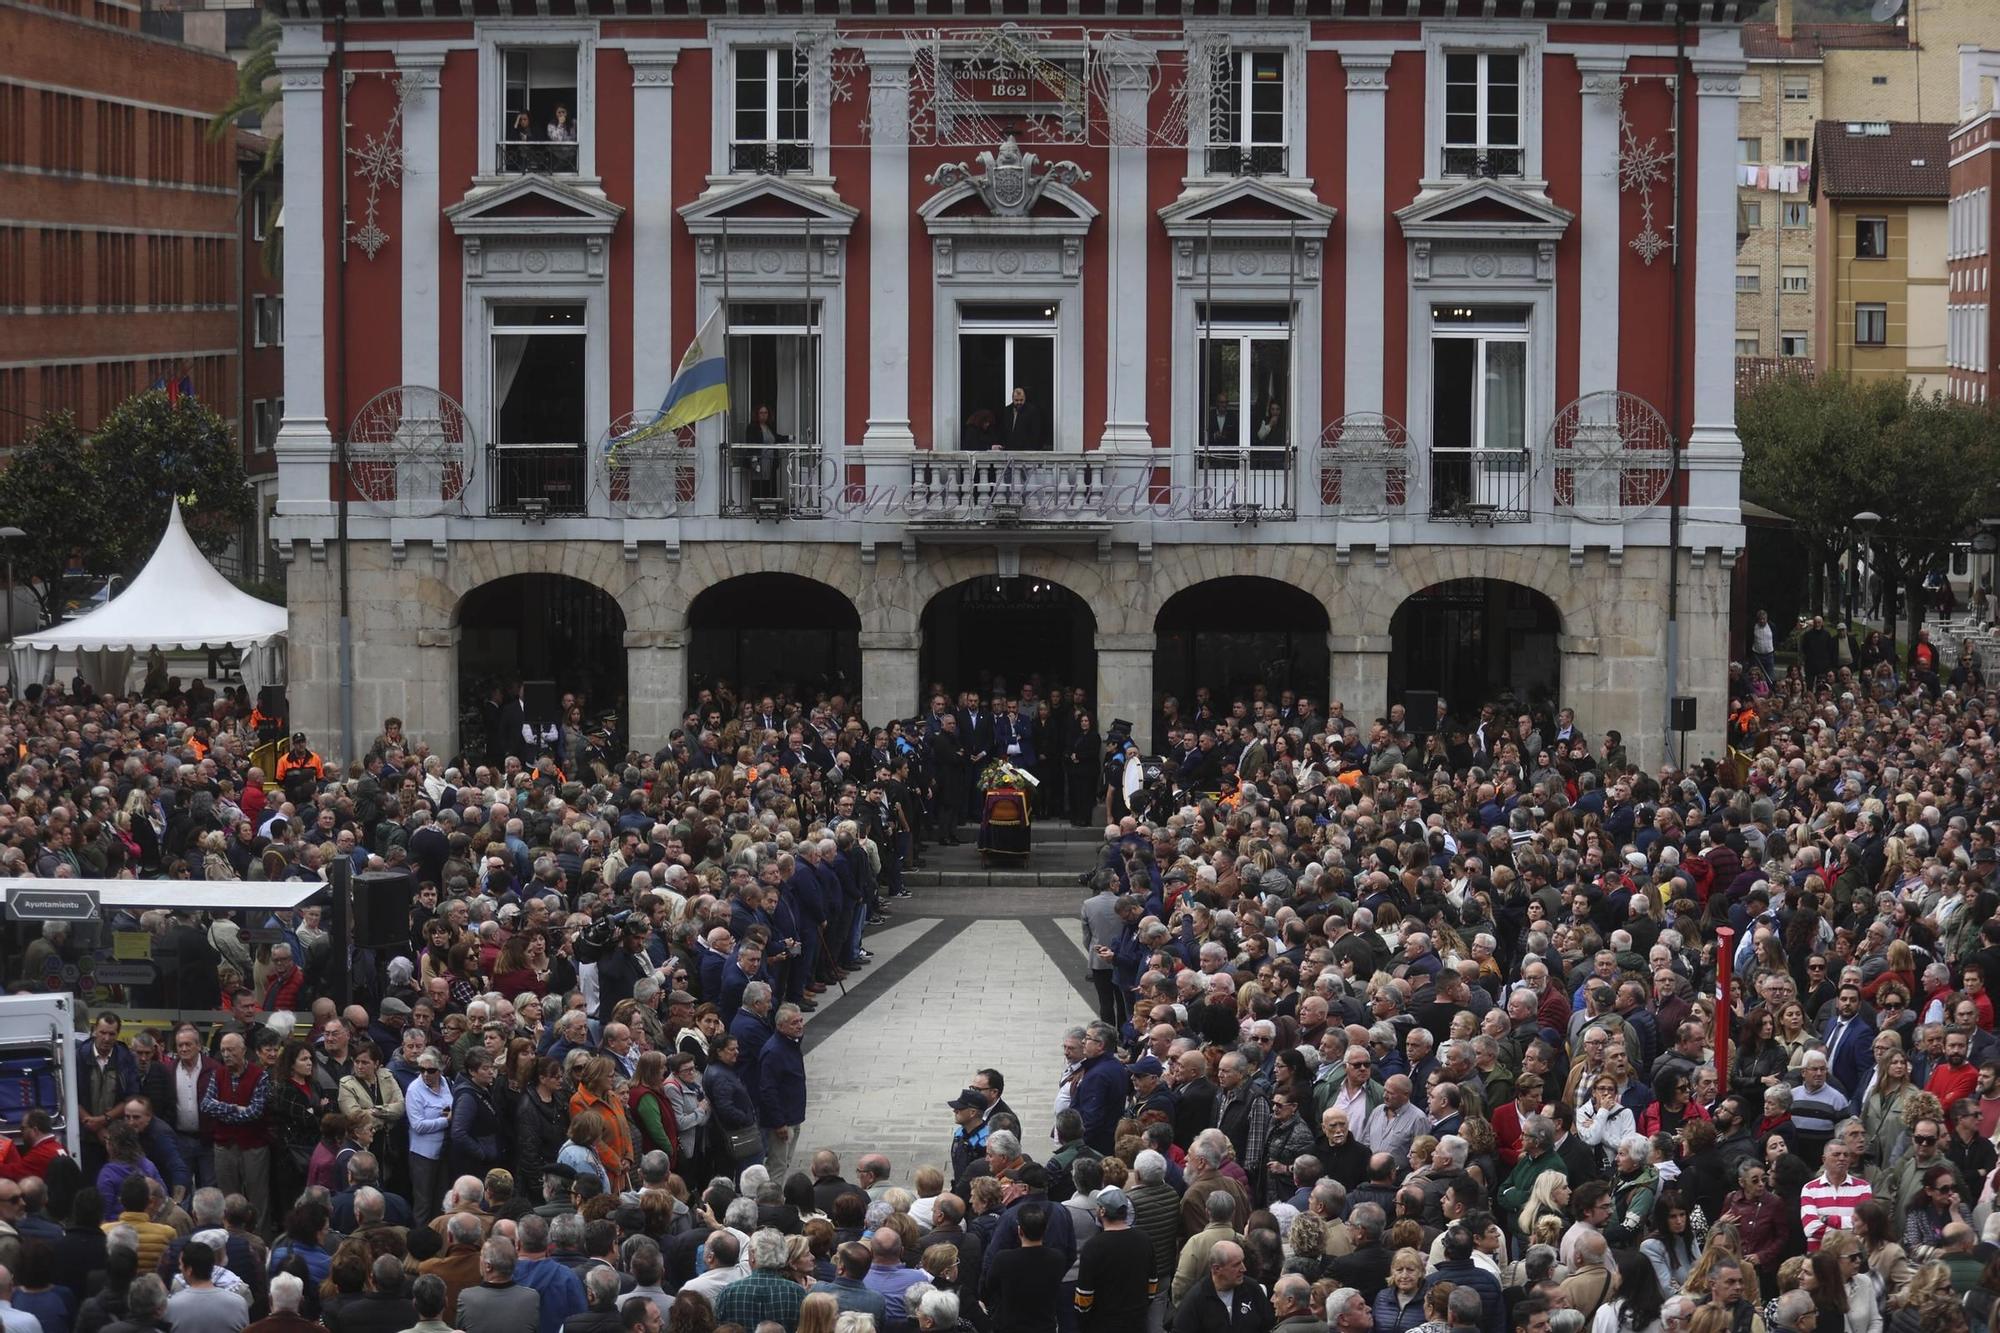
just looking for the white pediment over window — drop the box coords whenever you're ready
[1158,174,1336,239]
[1394,177,1574,246]
[444,173,624,240]
[678,174,859,240]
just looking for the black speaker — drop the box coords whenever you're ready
[1405,690,1440,736]
[354,869,415,950]
[1670,696,1698,732]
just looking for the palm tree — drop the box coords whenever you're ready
[208,14,284,270]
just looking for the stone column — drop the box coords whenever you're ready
[1098,46,1154,452]
[1094,634,1154,747]
[1328,633,1391,720]
[397,55,443,390]
[1343,55,1392,415]
[1687,41,1749,515]
[1576,55,1626,398]
[629,53,679,417]
[412,625,459,757]
[273,44,331,508]
[861,630,920,726]
[860,53,916,450]
[626,630,686,755]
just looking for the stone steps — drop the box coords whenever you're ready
[903,868,1093,889]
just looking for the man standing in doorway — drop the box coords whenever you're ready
[1002,386,1048,450]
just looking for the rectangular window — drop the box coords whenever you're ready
[490,303,588,515]
[1735,332,1760,357]
[1784,75,1810,101]
[1738,136,1761,164]
[1856,216,1888,258]
[1855,302,1887,345]
[1736,268,1761,293]
[0,228,23,309]
[958,303,1058,450]
[732,47,810,174]
[40,92,82,173]
[1738,73,1761,101]
[254,294,283,348]
[727,300,822,446]
[1782,201,1810,229]
[1782,265,1809,294]
[1429,305,1529,517]
[1782,330,1808,357]
[252,399,277,451]
[499,47,580,175]
[1739,198,1762,232]
[1442,52,1521,178]
[1783,136,1811,164]
[1207,49,1288,177]
[1195,303,1291,463]
[252,188,270,243]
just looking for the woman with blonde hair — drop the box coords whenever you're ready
[1815,1232,1882,1333]
[1372,1248,1429,1333]
[1884,1261,1958,1333]
[1519,1170,1572,1241]
[796,1291,839,1333]
[1681,1226,1758,1308]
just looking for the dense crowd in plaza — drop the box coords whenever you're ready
[0,642,1996,1333]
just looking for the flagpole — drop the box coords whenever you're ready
[720,214,732,492]
[803,213,814,449]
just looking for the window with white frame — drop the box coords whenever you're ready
[1735,331,1760,357]
[1781,330,1808,357]
[490,303,588,514]
[1207,50,1288,177]
[1429,304,1528,515]
[1855,302,1887,345]
[1196,303,1291,460]
[727,301,821,446]
[1738,73,1761,101]
[1783,75,1809,102]
[1736,268,1760,293]
[499,47,580,175]
[1782,265,1809,294]
[1738,136,1761,164]
[253,294,282,348]
[1739,198,1762,232]
[1856,216,1888,259]
[1783,136,1810,164]
[252,399,278,451]
[1442,52,1522,178]
[251,187,271,243]
[732,48,810,175]
[1782,201,1810,229]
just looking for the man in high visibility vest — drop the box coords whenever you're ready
[276,731,325,806]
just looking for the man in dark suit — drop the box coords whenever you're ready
[994,699,1036,770]
[931,715,968,846]
[1171,1051,1218,1150]
[497,682,530,763]
[1000,387,1048,450]
[1817,982,1876,1100]
[958,693,994,821]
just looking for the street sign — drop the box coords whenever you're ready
[4,888,99,923]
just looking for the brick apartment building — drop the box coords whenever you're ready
[0,0,242,449]
[1949,48,2000,405]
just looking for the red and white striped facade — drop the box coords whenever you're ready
[269,3,1749,765]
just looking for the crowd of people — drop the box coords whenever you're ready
[0,649,1996,1333]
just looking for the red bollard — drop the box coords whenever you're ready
[1715,925,1736,1095]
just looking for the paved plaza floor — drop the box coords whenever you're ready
[782,874,1102,1180]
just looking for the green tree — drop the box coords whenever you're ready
[1739,371,2000,644]
[208,15,282,270]
[0,413,106,623]
[0,392,254,627]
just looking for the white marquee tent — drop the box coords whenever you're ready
[11,504,287,696]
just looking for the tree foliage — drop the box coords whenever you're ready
[0,392,254,625]
[207,15,282,271]
[1738,371,2000,639]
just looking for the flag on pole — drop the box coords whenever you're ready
[619,306,728,447]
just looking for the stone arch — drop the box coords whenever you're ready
[1387,577,1565,720]
[918,571,1100,703]
[1360,545,1603,643]
[685,571,864,703]
[1133,544,1353,638]
[1153,576,1332,713]
[894,546,1126,635]
[664,541,872,634]
[454,570,631,758]
[438,541,652,631]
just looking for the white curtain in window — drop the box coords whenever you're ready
[492,333,530,439]
[1482,341,1526,452]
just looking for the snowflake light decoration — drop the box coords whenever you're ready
[345,72,421,261]
[1614,79,1674,267]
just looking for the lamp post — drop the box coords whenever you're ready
[1854,511,1881,638]
[0,526,24,643]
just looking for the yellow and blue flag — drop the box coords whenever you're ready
[619,306,728,448]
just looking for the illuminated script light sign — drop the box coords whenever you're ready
[938,57,1087,143]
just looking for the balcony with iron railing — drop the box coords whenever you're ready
[498,141,580,176]
[487,444,590,517]
[1205,144,1291,178]
[719,443,832,519]
[1189,446,1299,520]
[731,141,813,175]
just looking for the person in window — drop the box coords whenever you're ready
[742,403,786,502]
[962,409,997,452]
[510,111,536,142]
[1205,392,1238,451]
[546,105,576,143]
[1000,386,1047,450]
[1253,399,1286,467]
